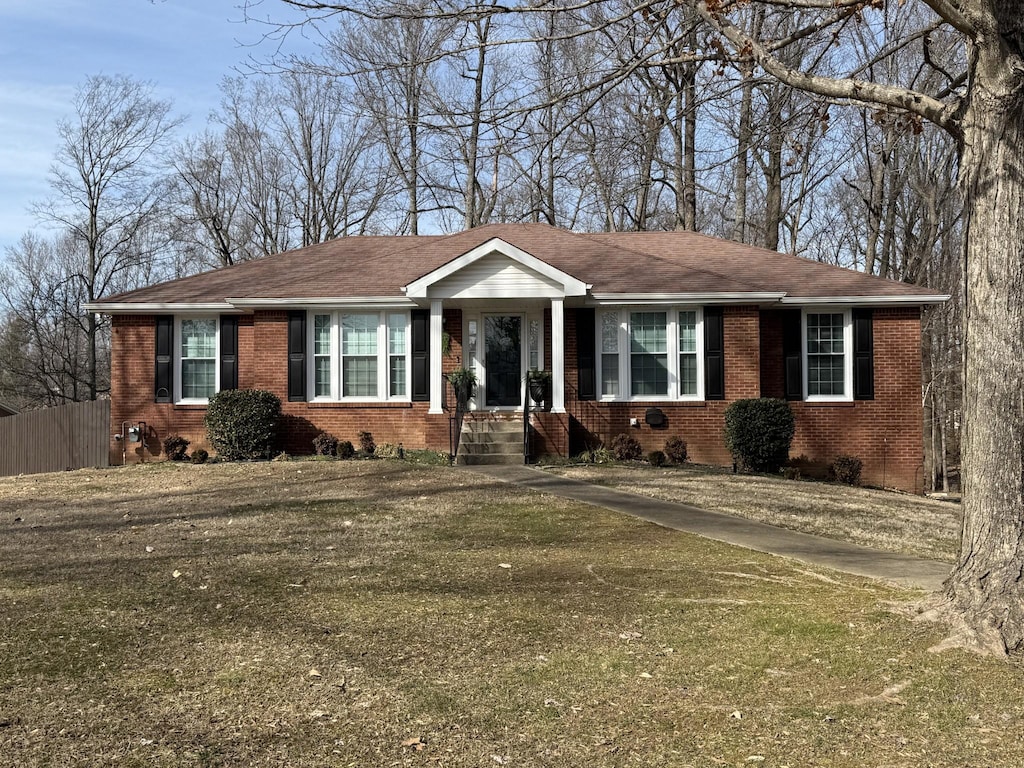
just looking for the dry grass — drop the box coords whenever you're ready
[0,460,1018,767]
[543,463,961,562]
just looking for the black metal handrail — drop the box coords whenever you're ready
[523,388,531,464]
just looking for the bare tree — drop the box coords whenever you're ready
[31,74,181,400]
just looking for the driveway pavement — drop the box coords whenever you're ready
[465,464,950,591]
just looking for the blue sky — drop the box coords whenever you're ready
[0,0,314,252]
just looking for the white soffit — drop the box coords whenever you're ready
[403,238,589,299]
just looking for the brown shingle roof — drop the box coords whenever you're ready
[91,223,942,306]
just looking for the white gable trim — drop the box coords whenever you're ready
[403,238,589,299]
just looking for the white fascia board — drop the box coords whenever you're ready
[780,294,950,306]
[589,292,787,305]
[226,296,416,308]
[403,237,589,298]
[82,302,237,314]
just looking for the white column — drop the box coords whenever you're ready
[429,299,443,414]
[551,298,565,413]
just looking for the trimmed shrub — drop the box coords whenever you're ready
[191,448,209,465]
[830,455,864,486]
[647,450,667,467]
[358,430,376,456]
[724,398,795,474]
[313,432,339,457]
[610,432,643,461]
[664,436,688,464]
[337,440,355,460]
[163,434,190,462]
[204,389,282,461]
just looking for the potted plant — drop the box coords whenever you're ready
[446,367,477,409]
[526,369,551,405]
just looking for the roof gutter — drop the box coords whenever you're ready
[778,295,950,306]
[589,292,787,305]
[82,302,239,314]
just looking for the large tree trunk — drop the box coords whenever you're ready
[941,47,1024,654]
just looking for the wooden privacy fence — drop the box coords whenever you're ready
[0,400,110,477]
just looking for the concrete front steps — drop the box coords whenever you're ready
[455,417,525,466]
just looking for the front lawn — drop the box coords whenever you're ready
[0,461,1016,767]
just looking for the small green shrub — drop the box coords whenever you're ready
[647,449,667,467]
[312,432,339,457]
[163,434,190,462]
[664,436,688,464]
[782,465,802,481]
[204,389,282,461]
[724,398,795,473]
[830,455,864,486]
[337,440,355,460]
[191,448,209,465]
[610,432,643,461]
[358,430,376,456]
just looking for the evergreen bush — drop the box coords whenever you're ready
[724,398,795,473]
[203,389,282,461]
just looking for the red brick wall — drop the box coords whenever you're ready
[110,305,925,491]
[565,306,925,492]
[110,311,457,464]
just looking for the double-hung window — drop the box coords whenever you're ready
[178,317,217,402]
[598,308,702,401]
[804,310,852,400]
[630,311,669,397]
[388,313,407,397]
[310,311,410,401]
[678,310,698,396]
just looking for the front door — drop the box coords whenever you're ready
[484,315,522,407]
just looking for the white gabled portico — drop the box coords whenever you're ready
[403,238,589,415]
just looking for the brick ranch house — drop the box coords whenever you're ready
[86,223,946,491]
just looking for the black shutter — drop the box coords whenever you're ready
[411,309,430,402]
[220,315,238,391]
[853,308,874,400]
[154,315,173,403]
[782,309,803,401]
[704,306,725,400]
[287,310,306,402]
[576,308,596,401]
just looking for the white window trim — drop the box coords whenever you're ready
[597,306,705,402]
[802,307,853,402]
[307,310,412,403]
[174,315,220,405]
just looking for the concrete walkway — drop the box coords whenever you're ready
[465,464,950,591]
